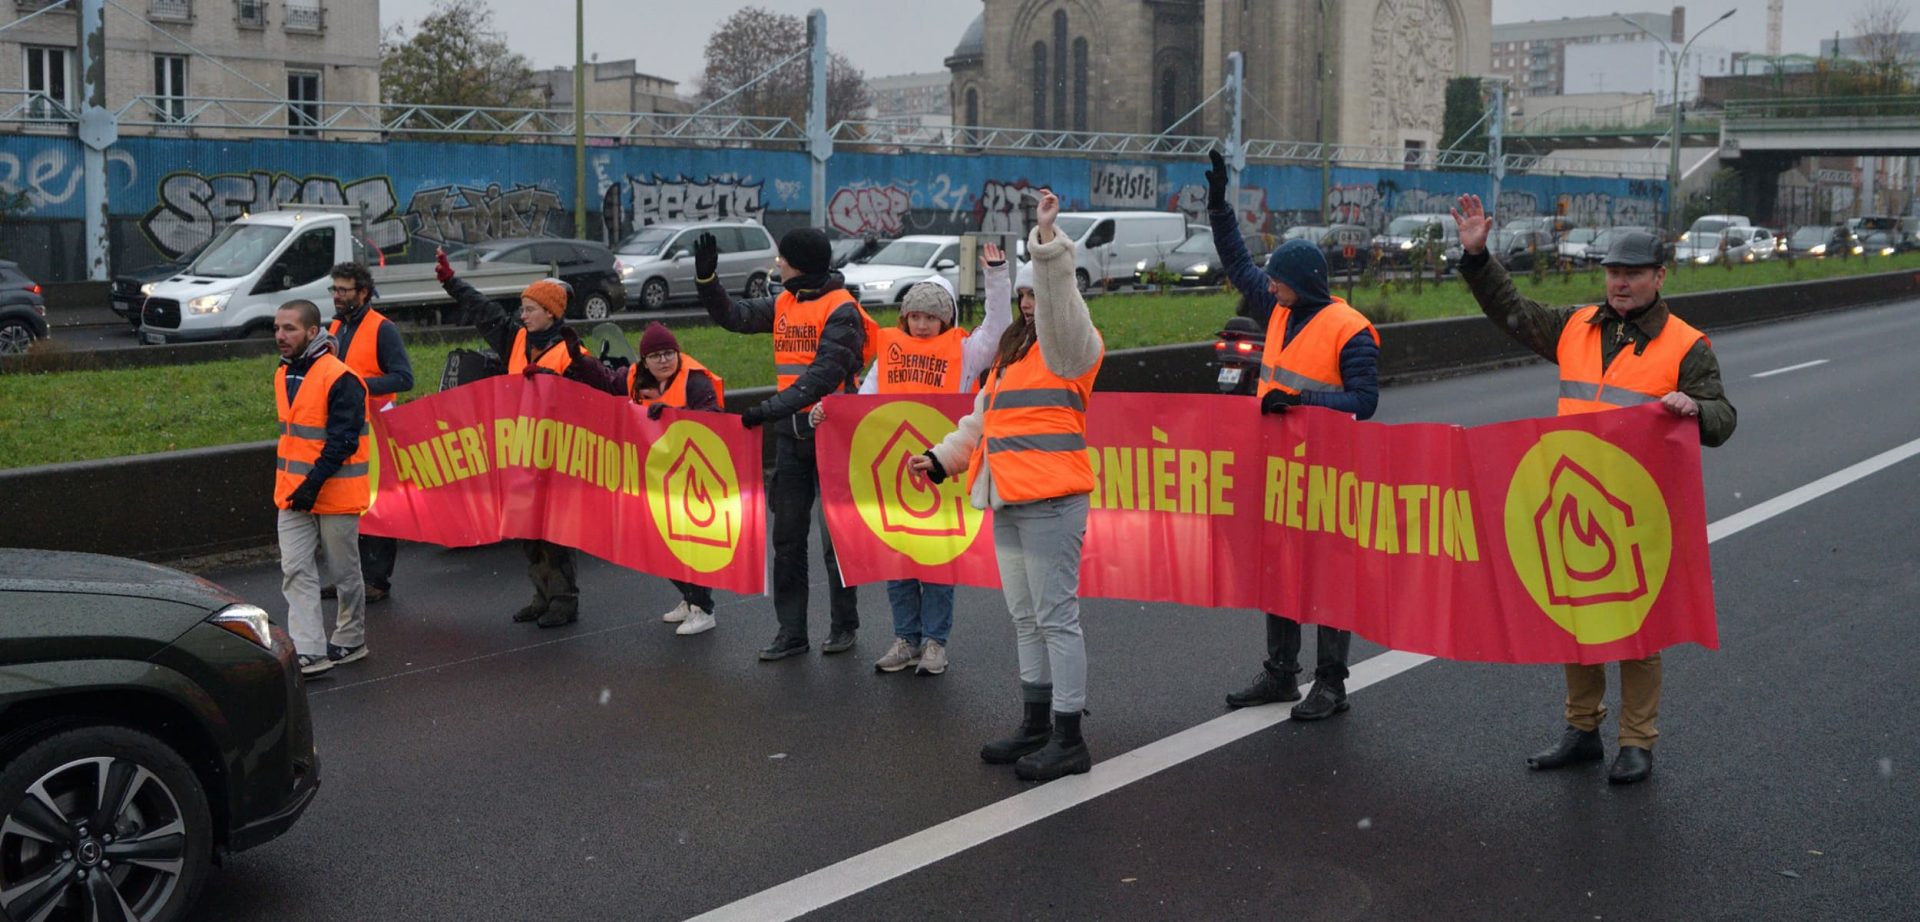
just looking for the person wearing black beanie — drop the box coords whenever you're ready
[1202,150,1382,722]
[693,226,880,662]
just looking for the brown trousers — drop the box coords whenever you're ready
[1563,653,1662,749]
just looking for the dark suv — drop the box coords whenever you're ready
[447,237,627,320]
[0,550,319,922]
[0,260,50,356]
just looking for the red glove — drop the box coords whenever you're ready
[435,248,455,284]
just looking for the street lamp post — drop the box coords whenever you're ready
[1619,9,1735,240]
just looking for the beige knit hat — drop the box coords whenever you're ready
[899,277,956,324]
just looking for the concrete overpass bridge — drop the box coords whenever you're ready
[1506,96,1920,160]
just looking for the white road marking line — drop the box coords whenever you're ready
[688,434,1920,922]
[1751,358,1829,378]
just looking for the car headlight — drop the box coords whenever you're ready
[1809,245,1826,255]
[1135,260,1148,271]
[1189,263,1210,274]
[1852,246,1864,255]
[1881,247,1895,257]
[1694,254,1713,264]
[862,279,895,292]
[1399,240,1414,250]
[139,282,155,296]
[188,292,230,314]
[210,603,274,652]
[1678,232,1690,242]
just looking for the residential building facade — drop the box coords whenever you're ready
[1490,9,1679,100]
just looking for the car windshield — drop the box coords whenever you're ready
[1172,231,1213,255]
[1053,216,1096,242]
[1386,217,1442,238]
[1283,225,1325,241]
[867,240,940,267]
[617,227,678,256]
[1565,228,1599,244]
[1790,227,1828,245]
[1690,233,1724,249]
[1690,219,1735,236]
[188,224,292,278]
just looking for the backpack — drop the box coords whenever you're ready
[439,347,504,391]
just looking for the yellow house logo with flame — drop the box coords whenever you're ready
[1503,430,1672,645]
[645,421,742,573]
[848,401,984,566]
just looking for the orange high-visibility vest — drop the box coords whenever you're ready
[967,339,1104,505]
[772,289,879,406]
[274,353,370,515]
[1256,297,1379,399]
[507,327,574,375]
[329,309,397,412]
[873,327,968,394]
[1555,305,1706,416]
[629,353,726,409]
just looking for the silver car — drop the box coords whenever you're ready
[615,221,777,310]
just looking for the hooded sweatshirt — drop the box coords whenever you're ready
[1210,207,1379,420]
[279,331,367,489]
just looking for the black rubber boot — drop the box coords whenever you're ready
[1608,746,1653,784]
[1015,711,1092,782]
[511,602,545,623]
[981,700,1053,765]
[1528,726,1605,770]
[537,596,579,628]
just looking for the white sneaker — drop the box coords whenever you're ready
[675,605,715,635]
[916,639,949,675]
[661,601,691,623]
[874,637,920,673]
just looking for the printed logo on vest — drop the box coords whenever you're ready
[883,341,953,388]
[646,421,743,573]
[848,401,984,565]
[1503,430,1673,644]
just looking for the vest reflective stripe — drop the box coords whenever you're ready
[965,339,1104,505]
[328,310,396,410]
[274,353,371,515]
[1554,305,1705,417]
[771,288,879,409]
[507,328,574,375]
[629,353,726,410]
[1256,297,1379,400]
[873,327,968,395]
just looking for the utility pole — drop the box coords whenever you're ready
[807,9,830,228]
[77,0,114,281]
[1620,9,1735,239]
[1226,52,1244,207]
[1318,0,1334,222]
[573,0,587,239]
[1487,79,1505,218]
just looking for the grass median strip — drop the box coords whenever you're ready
[4,253,1916,468]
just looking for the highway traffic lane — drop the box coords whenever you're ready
[186,298,1920,919]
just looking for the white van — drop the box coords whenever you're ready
[1050,211,1189,293]
[1684,214,1751,243]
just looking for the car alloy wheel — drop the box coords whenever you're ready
[0,320,35,356]
[640,278,668,311]
[583,292,612,321]
[745,273,768,298]
[0,727,210,922]
[1075,269,1091,295]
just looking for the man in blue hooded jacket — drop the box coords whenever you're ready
[1203,151,1382,720]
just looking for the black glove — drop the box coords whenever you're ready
[693,232,720,282]
[738,404,768,428]
[921,450,948,484]
[522,365,554,379]
[1205,149,1229,212]
[287,478,322,512]
[647,402,667,421]
[1261,389,1302,415]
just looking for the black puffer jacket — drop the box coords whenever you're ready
[697,273,868,433]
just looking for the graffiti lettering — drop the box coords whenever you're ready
[1324,181,1459,232]
[1169,183,1266,239]
[974,179,1034,235]
[405,182,568,248]
[1090,165,1159,208]
[827,183,912,237]
[630,174,765,226]
[1495,191,1539,220]
[139,170,405,259]
[0,147,136,213]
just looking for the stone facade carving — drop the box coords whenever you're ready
[1367,0,1459,148]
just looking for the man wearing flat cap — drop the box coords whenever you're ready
[1452,194,1736,786]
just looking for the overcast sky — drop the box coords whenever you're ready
[380,0,1899,91]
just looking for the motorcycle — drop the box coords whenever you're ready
[1212,315,1265,395]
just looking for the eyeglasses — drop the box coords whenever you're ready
[327,285,359,294]
[644,350,679,362]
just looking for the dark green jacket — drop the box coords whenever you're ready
[1458,251,1736,447]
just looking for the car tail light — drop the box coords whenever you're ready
[1213,341,1225,351]
[1236,342,1254,353]
[28,284,41,295]
[210,603,275,652]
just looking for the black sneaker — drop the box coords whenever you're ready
[1290,680,1350,721]
[319,586,338,600]
[822,629,857,654]
[297,654,334,677]
[327,642,368,665]
[1225,670,1301,708]
[758,635,810,661]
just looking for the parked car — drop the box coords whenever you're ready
[1728,226,1774,261]
[1281,224,1371,274]
[446,237,626,320]
[614,221,777,310]
[1488,228,1558,271]
[1051,211,1190,292]
[1503,215,1577,240]
[1372,213,1459,266]
[1135,229,1227,287]
[839,235,963,305]
[829,233,888,269]
[1859,230,1905,256]
[0,259,50,356]
[1678,231,1767,264]
[1579,226,1663,265]
[1682,213,1751,243]
[1783,225,1839,258]
[1557,227,1602,263]
[0,549,319,922]
[111,241,210,329]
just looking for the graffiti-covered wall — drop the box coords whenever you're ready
[0,134,1663,281]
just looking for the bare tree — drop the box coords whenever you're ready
[381,0,539,110]
[695,7,872,125]
[1849,0,1913,91]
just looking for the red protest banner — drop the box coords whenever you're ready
[361,374,765,595]
[816,393,1715,664]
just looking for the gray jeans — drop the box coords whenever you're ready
[992,493,1090,713]
[278,509,366,657]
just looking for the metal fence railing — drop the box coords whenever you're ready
[1723,95,1920,122]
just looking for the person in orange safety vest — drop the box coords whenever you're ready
[325,260,412,604]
